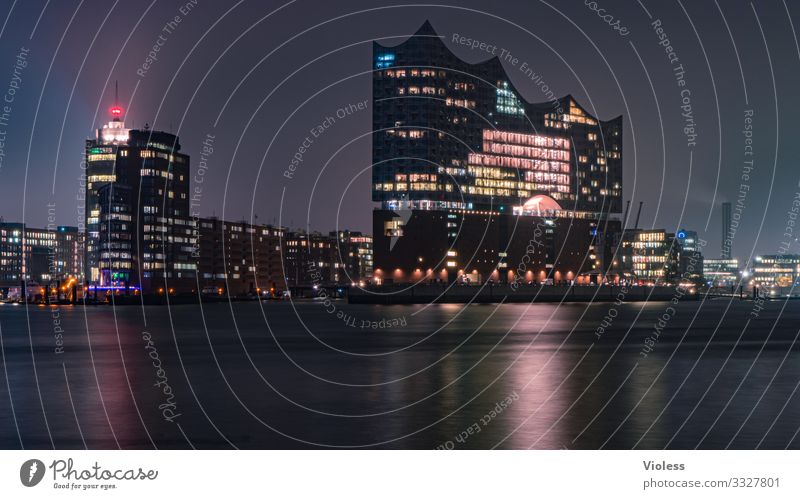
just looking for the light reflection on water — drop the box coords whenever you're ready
[0,299,798,449]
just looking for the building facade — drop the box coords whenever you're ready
[703,258,740,288]
[620,229,678,284]
[283,231,336,287]
[374,209,620,285]
[85,107,196,293]
[196,217,285,296]
[331,230,373,285]
[675,229,704,282]
[282,230,373,288]
[0,222,83,298]
[751,254,800,289]
[371,21,623,284]
[372,21,622,214]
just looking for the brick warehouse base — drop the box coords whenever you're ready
[372,209,622,286]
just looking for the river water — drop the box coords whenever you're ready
[0,298,798,449]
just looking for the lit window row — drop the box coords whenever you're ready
[482,142,570,161]
[444,98,475,109]
[483,130,570,150]
[468,153,569,173]
[383,69,447,78]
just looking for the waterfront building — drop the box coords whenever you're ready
[675,229,703,282]
[0,222,83,298]
[282,230,374,288]
[371,21,623,283]
[751,254,800,290]
[196,217,285,296]
[620,229,678,284]
[283,231,337,287]
[703,258,740,288]
[0,223,25,286]
[373,209,618,285]
[84,104,195,293]
[331,230,373,284]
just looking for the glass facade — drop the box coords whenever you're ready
[372,21,622,216]
[0,223,83,287]
[752,255,800,288]
[85,116,195,292]
[621,229,678,284]
[703,258,740,287]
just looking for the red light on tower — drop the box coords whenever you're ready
[110,106,123,118]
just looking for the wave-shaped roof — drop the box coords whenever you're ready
[375,20,621,124]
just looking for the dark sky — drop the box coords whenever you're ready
[0,0,797,263]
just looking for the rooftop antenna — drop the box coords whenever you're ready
[110,81,124,122]
[634,201,644,229]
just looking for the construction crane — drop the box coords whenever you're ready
[634,201,644,229]
[623,200,631,229]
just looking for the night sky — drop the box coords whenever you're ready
[0,0,797,262]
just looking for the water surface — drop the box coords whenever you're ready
[0,298,798,449]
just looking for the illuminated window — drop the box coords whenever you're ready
[496,81,525,116]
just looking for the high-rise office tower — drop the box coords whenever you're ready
[721,201,732,258]
[84,101,195,293]
[675,229,703,281]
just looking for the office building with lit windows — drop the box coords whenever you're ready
[196,217,285,296]
[0,222,83,297]
[751,254,800,289]
[371,21,623,283]
[283,231,337,287]
[282,230,373,288]
[675,229,704,281]
[331,230,373,284]
[620,229,678,284]
[84,106,196,293]
[703,258,740,288]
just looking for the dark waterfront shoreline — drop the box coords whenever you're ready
[348,284,693,304]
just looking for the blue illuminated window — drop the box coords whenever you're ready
[375,52,395,69]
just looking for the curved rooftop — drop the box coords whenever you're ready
[374,20,621,125]
[519,195,562,215]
